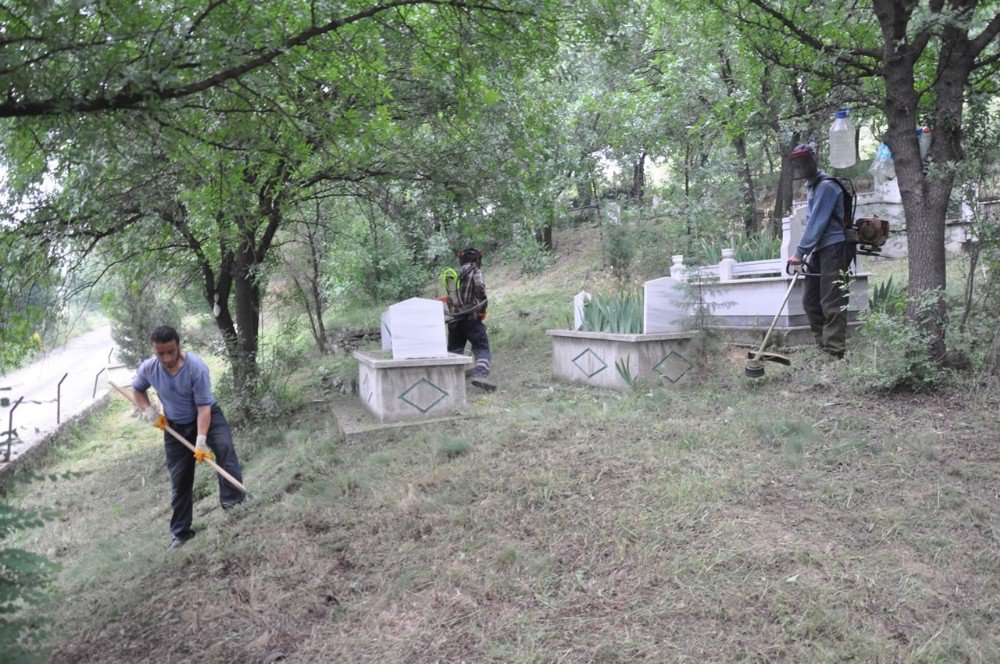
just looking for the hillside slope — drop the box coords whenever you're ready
[6,226,998,662]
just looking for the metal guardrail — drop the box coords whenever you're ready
[57,373,69,424]
[4,396,24,462]
[93,367,106,399]
[2,346,121,465]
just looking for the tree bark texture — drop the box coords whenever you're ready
[873,0,990,361]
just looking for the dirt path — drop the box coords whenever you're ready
[1,325,121,467]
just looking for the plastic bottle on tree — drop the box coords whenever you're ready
[917,126,932,162]
[828,108,857,169]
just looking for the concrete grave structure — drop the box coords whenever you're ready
[671,206,870,339]
[353,350,472,423]
[548,330,696,392]
[349,297,473,424]
[380,310,392,351]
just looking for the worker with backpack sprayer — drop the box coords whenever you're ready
[786,143,856,360]
[442,248,496,392]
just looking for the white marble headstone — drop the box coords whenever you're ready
[573,291,591,330]
[388,297,447,359]
[643,277,690,333]
[380,310,392,351]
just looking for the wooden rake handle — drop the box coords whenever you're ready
[108,381,247,494]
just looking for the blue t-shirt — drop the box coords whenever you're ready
[132,352,216,424]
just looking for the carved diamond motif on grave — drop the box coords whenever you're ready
[653,350,692,383]
[572,348,607,378]
[398,378,448,413]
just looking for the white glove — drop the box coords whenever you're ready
[195,435,209,453]
[141,405,160,424]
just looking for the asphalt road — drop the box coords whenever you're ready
[0,325,127,467]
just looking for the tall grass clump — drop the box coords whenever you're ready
[699,229,781,264]
[580,288,644,334]
[868,276,906,314]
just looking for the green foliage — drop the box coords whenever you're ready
[1,475,64,662]
[327,222,432,306]
[580,288,644,334]
[0,235,57,374]
[605,222,634,282]
[216,319,307,425]
[102,277,182,369]
[501,234,551,277]
[868,276,906,315]
[849,296,946,393]
[614,357,641,391]
[698,229,781,265]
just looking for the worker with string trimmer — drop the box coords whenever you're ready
[786,143,855,360]
[441,248,496,392]
[132,325,246,549]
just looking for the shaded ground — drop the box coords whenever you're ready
[6,234,998,662]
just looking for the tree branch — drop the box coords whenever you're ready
[0,0,533,118]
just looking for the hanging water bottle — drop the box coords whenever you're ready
[829,108,857,169]
[870,142,896,180]
[918,126,932,162]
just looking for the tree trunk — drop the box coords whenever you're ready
[629,152,646,205]
[295,222,328,354]
[733,134,757,233]
[232,239,261,393]
[876,0,978,363]
[772,130,800,233]
[718,49,757,233]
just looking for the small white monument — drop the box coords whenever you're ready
[572,291,591,330]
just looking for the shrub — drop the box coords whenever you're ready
[605,223,634,282]
[102,277,181,369]
[503,234,551,276]
[698,228,781,264]
[868,276,906,314]
[849,303,946,393]
[1,475,62,663]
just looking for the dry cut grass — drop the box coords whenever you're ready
[4,244,998,663]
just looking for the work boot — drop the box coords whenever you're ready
[168,532,195,550]
[470,370,496,392]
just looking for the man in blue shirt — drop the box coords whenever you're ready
[786,144,855,359]
[132,325,245,549]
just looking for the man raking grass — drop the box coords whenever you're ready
[117,326,246,549]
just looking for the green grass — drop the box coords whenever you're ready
[2,229,998,663]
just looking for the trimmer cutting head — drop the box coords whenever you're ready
[744,361,766,379]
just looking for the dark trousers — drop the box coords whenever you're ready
[803,242,854,356]
[164,404,244,539]
[448,317,491,377]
